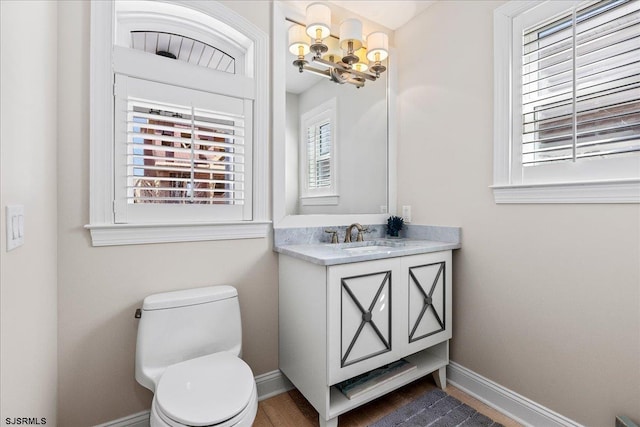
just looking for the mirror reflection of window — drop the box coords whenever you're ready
[287,66,389,215]
[308,120,332,190]
[300,98,337,204]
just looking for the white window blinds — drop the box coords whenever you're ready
[127,101,246,205]
[521,0,640,166]
[114,75,252,223]
[300,98,337,200]
[307,120,332,190]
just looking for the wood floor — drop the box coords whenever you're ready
[254,375,522,427]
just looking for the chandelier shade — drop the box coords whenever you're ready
[366,32,389,62]
[305,3,331,40]
[339,19,363,51]
[321,36,341,62]
[288,24,310,56]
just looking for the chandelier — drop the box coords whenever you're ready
[288,2,389,88]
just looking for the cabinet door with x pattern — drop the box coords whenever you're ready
[327,258,403,385]
[402,252,452,355]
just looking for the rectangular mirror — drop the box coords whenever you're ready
[273,1,396,227]
[286,35,388,215]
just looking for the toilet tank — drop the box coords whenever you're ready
[135,285,242,392]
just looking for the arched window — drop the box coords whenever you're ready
[129,31,237,74]
[88,1,268,245]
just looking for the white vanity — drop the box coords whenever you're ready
[275,229,460,427]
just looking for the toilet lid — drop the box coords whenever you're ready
[155,352,255,426]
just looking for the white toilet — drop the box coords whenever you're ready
[135,285,258,427]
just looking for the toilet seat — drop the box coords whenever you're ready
[151,383,257,427]
[153,352,256,427]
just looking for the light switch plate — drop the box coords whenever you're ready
[402,205,412,223]
[6,205,24,251]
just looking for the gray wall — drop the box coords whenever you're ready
[0,0,58,423]
[396,2,640,426]
[56,2,278,426]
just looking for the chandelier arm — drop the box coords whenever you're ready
[330,68,365,87]
[312,57,377,81]
[346,77,365,88]
[329,68,349,84]
[347,68,377,81]
[300,65,332,80]
[312,56,349,71]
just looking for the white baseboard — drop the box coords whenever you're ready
[447,362,584,427]
[95,364,584,427]
[255,369,294,401]
[94,369,294,427]
[94,411,149,427]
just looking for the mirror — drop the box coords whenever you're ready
[285,38,388,216]
[273,2,396,227]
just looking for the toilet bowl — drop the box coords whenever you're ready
[150,352,258,427]
[151,385,257,427]
[135,286,258,427]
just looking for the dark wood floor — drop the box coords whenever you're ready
[254,375,522,427]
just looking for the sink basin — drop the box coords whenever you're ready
[342,245,395,254]
[338,239,411,254]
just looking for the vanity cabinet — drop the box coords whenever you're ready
[279,251,452,427]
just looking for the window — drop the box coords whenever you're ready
[130,31,238,74]
[300,98,338,205]
[493,0,640,203]
[88,1,269,245]
[114,76,252,223]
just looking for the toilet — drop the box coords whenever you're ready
[135,285,258,427]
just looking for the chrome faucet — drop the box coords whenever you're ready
[344,223,366,243]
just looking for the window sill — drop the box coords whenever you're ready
[300,195,339,206]
[492,179,640,204]
[85,221,272,246]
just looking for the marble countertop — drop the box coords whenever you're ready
[274,238,461,266]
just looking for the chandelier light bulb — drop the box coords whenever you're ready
[305,3,331,41]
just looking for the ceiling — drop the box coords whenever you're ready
[327,1,435,30]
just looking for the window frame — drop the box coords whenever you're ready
[87,0,270,246]
[299,98,338,206]
[492,0,640,203]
